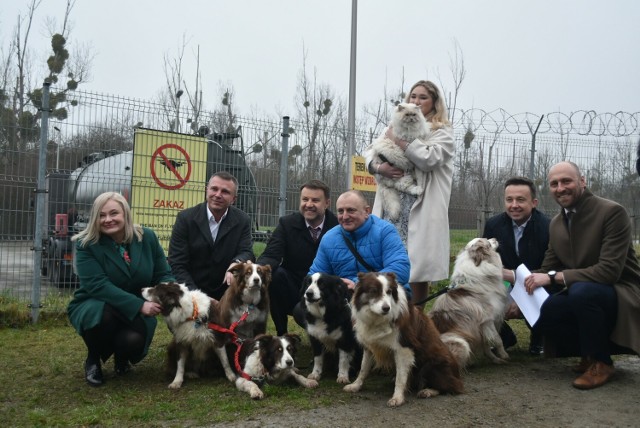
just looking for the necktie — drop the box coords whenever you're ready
[309,226,321,242]
[566,211,574,229]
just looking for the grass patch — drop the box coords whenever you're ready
[0,315,537,427]
[0,229,550,426]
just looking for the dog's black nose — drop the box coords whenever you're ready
[381,305,390,314]
[286,359,293,367]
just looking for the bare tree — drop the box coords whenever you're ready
[361,68,406,147]
[437,38,466,124]
[295,47,338,173]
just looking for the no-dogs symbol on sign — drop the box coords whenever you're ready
[150,144,192,190]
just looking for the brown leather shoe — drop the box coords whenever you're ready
[571,358,593,374]
[572,361,614,390]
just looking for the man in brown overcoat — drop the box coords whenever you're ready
[524,161,640,390]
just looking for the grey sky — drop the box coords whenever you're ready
[2,0,639,118]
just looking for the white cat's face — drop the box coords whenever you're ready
[390,102,429,141]
[395,102,424,124]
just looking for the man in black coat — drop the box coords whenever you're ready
[257,180,339,335]
[168,171,254,300]
[483,176,550,354]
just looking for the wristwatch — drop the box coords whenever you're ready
[547,270,557,285]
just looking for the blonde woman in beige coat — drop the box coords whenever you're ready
[365,80,455,309]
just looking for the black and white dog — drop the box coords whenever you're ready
[299,273,360,384]
[230,334,318,399]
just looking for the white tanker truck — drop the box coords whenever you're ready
[42,129,260,287]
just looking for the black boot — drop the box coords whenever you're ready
[85,358,104,387]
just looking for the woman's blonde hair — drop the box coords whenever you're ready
[405,80,450,130]
[72,191,143,247]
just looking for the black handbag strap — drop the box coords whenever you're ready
[342,233,374,272]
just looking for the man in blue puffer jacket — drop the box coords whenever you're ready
[307,190,411,292]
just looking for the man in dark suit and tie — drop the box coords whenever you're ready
[483,176,550,354]
[168,171,254,300]
[257,180,338,335]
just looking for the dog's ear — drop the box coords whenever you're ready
[260,264,271,285]
[300,275,311,298]
[468,242,489,267]
[228,262,244,277]
[283,333,301,346]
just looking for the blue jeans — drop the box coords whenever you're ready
[537,282,618,364]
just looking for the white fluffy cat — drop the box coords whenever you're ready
[370,102,429,220]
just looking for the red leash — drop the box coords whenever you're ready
[207,307,254,381]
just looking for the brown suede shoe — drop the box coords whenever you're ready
[572,361,614,390]
[571,358,593,374]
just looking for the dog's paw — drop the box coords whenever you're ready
[417,388,440,399]
[336,374,350,384]
[343,382,361,393]
[168,381,183,389]
[249,386,264,400]
[307,372,321,381]
[387,395,406,407]
[304,379,319,389]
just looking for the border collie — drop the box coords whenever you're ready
[300,273,360,384]
[344,272,464,407]
[141,282,236,389]
[220,261,271,340]
[231,334,318,399]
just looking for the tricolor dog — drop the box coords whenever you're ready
[299,273,360,384]
[141,282,236,389]
[230,334,318,399]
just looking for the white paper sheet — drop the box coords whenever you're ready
[510,264,549,326]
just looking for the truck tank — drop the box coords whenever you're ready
[69,151,133,230]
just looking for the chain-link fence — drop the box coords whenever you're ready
[1,85,638,315]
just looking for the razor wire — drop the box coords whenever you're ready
[452,109,640,137]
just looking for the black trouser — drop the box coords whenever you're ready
[269,267,305,336]
[81,303,147,365]
[537,282,618,364]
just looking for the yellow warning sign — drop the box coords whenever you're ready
[131,129,207,251]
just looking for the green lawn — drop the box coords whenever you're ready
[0,229,539,427]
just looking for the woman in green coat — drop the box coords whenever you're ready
[67,192,174,387]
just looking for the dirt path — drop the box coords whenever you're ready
[220,355,640,428]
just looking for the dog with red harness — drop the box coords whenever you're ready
[219,261,271,340]
[141,282,237,389]
[226,333,319,399]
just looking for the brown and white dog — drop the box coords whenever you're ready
[344,272,464,407]
[229,333,318,399]
[219,261,271,340]
[141,282,236,389]
[429,237,510,369]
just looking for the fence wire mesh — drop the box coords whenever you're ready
[1,87,638,312]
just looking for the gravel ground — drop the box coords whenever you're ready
[219,354,640,428]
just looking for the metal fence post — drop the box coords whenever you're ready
[278,116,290,218]
[31,81,51,323]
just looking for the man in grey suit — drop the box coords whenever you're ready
[168,171,254,300]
